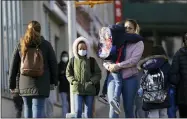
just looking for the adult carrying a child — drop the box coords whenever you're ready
[99,19,144,118]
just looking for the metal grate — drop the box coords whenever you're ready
[1,1,23,98]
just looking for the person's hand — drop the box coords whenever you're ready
[10,89,15,93]
[50,84,57,90]
[138,88,143,97]
[108,64,120,72]
[88,81,94,85]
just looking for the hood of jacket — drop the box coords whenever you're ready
[73,36,91,59]
[137,55,168,71]
[60,51,69,62]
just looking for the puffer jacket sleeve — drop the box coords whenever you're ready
[161,62,171,89]
[170,50,181,85]
[9,43,21,89]
[90,59,102,85]
[66,58,76,84]
[47,42,58,86]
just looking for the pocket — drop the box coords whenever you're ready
[85,82,95,94]
[72,81,79,92]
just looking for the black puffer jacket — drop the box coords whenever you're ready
[58,51,69,93]
[170,47,187,105]
[9,36,58,97]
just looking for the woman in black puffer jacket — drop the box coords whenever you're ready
[170,33,187,118]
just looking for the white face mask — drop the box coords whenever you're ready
[78,50,87,56]
[62,57,68,62]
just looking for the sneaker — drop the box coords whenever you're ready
[98,95,109,105]
[110,99,121,114]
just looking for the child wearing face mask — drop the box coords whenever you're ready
[58,51,70,118]
[66,36,101,118]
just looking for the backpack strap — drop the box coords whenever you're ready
[70,57,75,76]
[90,57,95,74]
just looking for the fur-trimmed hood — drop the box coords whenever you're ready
[73,36,91,59]
[137,55,168,71]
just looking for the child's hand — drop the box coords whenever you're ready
[138,88,143,97]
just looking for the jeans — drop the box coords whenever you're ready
[111,72,122,100]
[121,75,138,118]
[44,98,54,118]
[22,96,45,118]
[60,92,69,118]
[107,72,122,118]
[148,108,168,118]
[74,95,94,118]
[167,87,177,118]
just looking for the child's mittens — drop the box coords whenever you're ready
[103,62,110,70]
[138,88,143,97]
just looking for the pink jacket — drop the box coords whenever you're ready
[117,41,144,79]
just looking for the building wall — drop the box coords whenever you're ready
[1,0,23,92]
[56,24,69,62]
[93,3,115,25]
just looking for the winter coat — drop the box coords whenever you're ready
[58,52,69,93]
[9,36,58,97]
[137,55,171,111]
[170,47,187,105]
[66,36,101,96]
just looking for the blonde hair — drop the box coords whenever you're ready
[116,19,140,34]
[20,21,41,56]
[125,19,140,34]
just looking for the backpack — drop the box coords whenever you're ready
[141,69,167,103]
[71,57,100,95]
[98,24,143,60]
[20,45,44,77]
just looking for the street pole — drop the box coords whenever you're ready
[67,1,77,114]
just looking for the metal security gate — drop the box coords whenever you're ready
[1,1,23,97]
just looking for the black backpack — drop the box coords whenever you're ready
[70,57,100,95]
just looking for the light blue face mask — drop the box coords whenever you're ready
[78,50,87,56]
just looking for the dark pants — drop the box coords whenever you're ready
[102,71,109,95]
[13,94,23,118]
[135,72,148,118]
[178,104,187,118]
